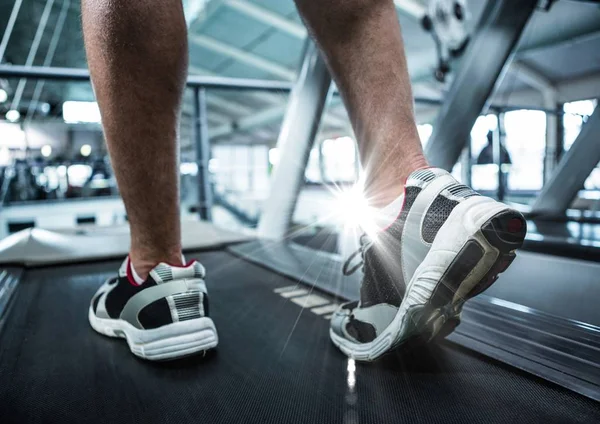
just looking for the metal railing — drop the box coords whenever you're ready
[0,64,294,92]
[0,64,298,220]
[0,64,573,220]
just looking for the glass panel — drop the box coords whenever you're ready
[291,100,441,252]
[0,78,126,241]
[206,88,289,231]
[471,114,499,192]
[287,99,357,252]
[563,99,598,190]
[563,99,597,151]
[417,123,433,148]
[305,147,322,184]
[450,161,463,183]
[321,136,358,183]
[504,109,546,192]
[0,79,289,241]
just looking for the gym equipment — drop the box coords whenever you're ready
[0,224,599,423]
[421,0,471,82]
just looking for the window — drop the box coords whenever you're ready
[503,109,546,191]
[563,100,596,151]
[563,99,598,190]
[305,147,322,183]
[417,124,433,147]
[321,136,358,183]
[471,114,499,191]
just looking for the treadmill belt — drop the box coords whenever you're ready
[1,250,598,423]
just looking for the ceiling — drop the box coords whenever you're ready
[0,0,599,156]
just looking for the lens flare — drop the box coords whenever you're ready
[333,178,381,241]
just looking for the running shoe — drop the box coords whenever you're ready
[89,257,218,360]
[330,167,526,361]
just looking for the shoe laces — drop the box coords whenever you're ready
[342,233,374,276]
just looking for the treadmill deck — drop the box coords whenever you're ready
[1,250,599,423]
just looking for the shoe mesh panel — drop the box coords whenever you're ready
[358,186,421,309]
[421,195,460,244]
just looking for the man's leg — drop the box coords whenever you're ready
[296,0,527,361]
[82,0,186,276]
[83,1,218,361]
[294,0,427,207]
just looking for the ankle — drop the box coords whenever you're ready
[365,155,429,208]
[129,250,183,280]
[399,153,429,182]
[366,184,405,208]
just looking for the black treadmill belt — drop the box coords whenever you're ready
[1,250,598,423]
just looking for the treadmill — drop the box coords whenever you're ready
[1,0,599,421]
[0,223,599,423]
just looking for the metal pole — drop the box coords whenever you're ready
[0,64,566,117]
[532,105,600,216]
[318,140,327,183]
[258,40,332,239]
[556,104,565,163]
[0,64,294,91]
[26,0,71,120]
[194,87,213,221]
[9,0,56,113]
[425,0,538,170]
[543,101,559,184]
[460,144,471,187]
[0,0,24,63]
[494,112,505,201]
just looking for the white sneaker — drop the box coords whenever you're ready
[89,257,218,360]
[330,168,526,361]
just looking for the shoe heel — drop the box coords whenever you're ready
[126,317,218,361]
[466,210,527,299]
[481,210,527,254]
[418,209,527,342]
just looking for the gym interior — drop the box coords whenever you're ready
[0,0,599,422]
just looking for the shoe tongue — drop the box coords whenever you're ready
[149,261,205,283]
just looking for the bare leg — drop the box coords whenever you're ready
[81,0,187,276]
[294,0,428,207]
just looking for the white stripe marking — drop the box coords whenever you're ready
[290,294,330,308]
[279,289,309,298]
[311,303,339,315]
[274,285,299,294]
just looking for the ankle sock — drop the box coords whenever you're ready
[129,258,146,285]
[128,254,187,285]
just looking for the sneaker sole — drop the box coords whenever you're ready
[330,208,526,362]
[88,307,218,361]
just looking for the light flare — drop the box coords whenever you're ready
[332,178,384,242]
